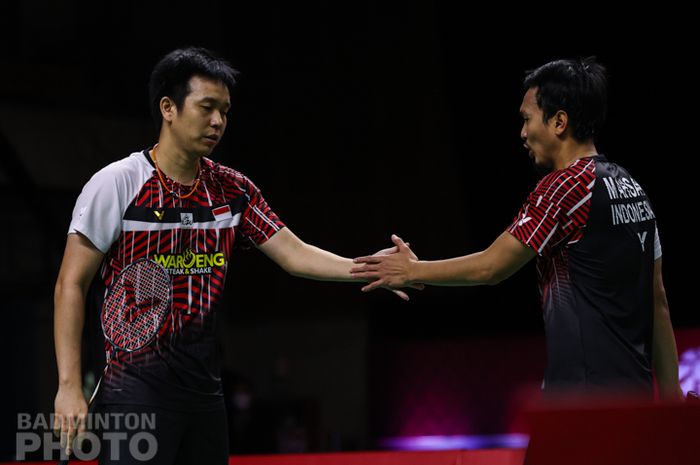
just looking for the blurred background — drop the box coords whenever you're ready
[3,1,698,460]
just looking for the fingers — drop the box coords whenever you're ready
[65,416,80,455]
[59,415,68,451]
[350,263,380,274]
[371,241,411,258]
[361,280,384,293]
[53,414,61,438]
[392,289,410,301]
[391,234,408,250]
[353,255,382,264]
[373,245,399,256]
[77,413,87,435]
[352,272,381,281]
[56,414,86,456]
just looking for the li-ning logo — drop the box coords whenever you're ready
[153,248,225,276]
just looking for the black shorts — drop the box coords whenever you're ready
[91,404,228,465]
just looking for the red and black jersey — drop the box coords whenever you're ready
[508,155,660,394]
[69,150,284,410]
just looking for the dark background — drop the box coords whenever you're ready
[3,1,697,459]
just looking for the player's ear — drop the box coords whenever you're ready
[552,110,568,135]
[160,97,177,123]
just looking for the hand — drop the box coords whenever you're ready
[353,234,421,295]
[53,384,88,456]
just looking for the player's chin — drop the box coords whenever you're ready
[197,138,218,154]
[533,158,554,176]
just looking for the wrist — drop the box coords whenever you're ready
[406,260,420,284]
[58,377,82,389]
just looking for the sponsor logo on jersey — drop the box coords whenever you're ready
[180,212,193,227]
[153,210,165,220]
[152,248,225,275]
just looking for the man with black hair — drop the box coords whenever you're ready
[352,57,683,399]
[52,47,413,464]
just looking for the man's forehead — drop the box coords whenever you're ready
[521,87,538,110]
[189,76,230,102]
[523,87,538,102]
[188,76,230,96]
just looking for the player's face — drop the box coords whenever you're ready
[520,87,558,173]
[171,75,231,156]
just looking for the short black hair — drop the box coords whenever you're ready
[524,57,607,142]
[148,47,238,130]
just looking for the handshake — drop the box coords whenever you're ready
[351,234,425,301]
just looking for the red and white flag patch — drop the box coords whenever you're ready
[212,204,232,221]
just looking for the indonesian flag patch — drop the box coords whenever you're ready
[212,204,232,221]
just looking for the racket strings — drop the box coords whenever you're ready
[102,261,171,352]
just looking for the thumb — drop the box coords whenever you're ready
[391,234,408,250]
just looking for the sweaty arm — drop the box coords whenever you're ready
[651,257,683,400]
[53,233,104,453]
[351,231,536,290]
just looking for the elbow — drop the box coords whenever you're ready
[54,278,68,306]
[279,250,307,278]
[481,264,511,286]
[654,286,671,319]
[481,268,503,286]
[54,275,89,308]
[287,267,305,278]
[277,258,298,277]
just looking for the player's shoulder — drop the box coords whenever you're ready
[202,157,257,190]
[534,157,597,197]
[89,151,152,184]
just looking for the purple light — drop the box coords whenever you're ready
[679,346,700,395]
[379,434,529,451]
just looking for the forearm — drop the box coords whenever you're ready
[409,232,534,286]
[54,282,87,388]
[260,228,362,282]
[410,251,496,286]
[652,301,682,398]
[286,242,358,282]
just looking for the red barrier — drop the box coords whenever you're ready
[5,449,526,465]
[525,399,700,465]
[229,449,526,465]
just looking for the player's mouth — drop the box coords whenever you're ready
[523,143,533,159]
[203,135,219,145]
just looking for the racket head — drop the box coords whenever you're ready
[100,259,171,352]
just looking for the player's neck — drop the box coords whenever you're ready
[150,139,201,185]
[554,140,598,171]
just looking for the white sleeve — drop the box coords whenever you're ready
[68,165,126,253]
[654,225,662,260]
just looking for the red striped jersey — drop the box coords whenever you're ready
[69,150,284,410]
[507,155,661,394]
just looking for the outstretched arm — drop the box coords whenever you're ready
[258,227,420,300]
[53,233,104,454]
[651,257,683,400]
[351,231,536,290]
